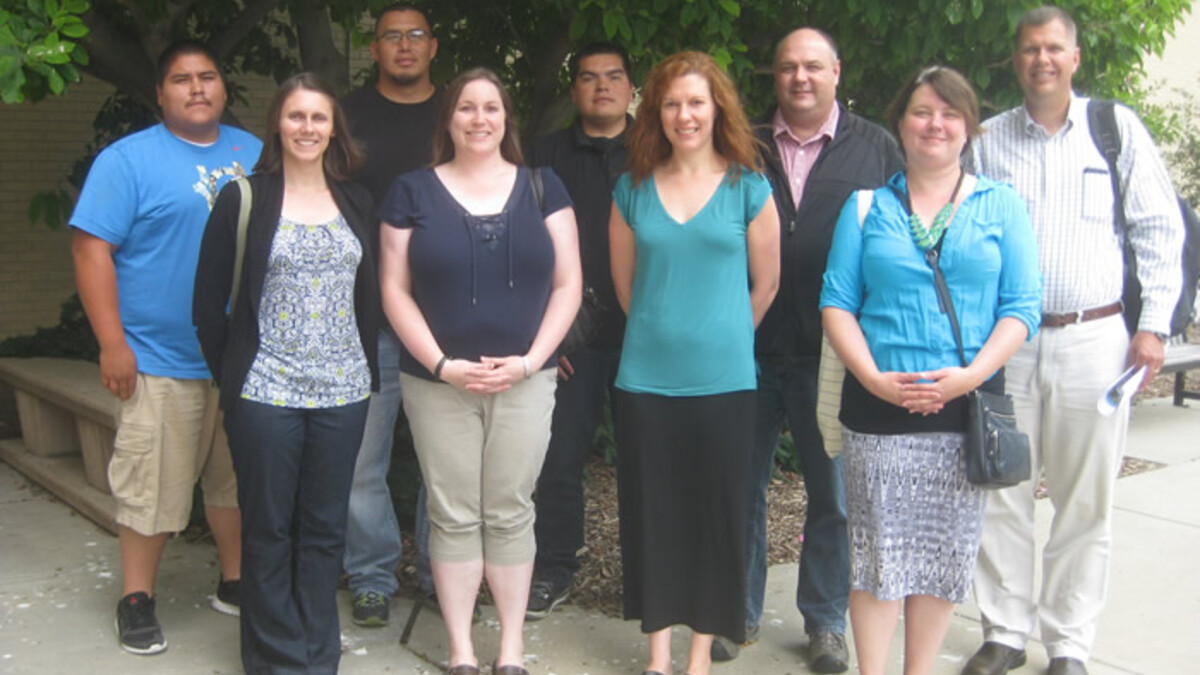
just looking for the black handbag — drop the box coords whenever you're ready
[926,245,1032,489]
[530,166,608,356]
[559,284,605,355]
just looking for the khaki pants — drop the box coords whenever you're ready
[109,374,237,535]
[401,370,556,565]
[973,314,1129,661]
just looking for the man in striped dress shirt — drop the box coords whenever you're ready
[963,7,1185,675]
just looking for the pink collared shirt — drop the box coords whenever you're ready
[773,105,839,209]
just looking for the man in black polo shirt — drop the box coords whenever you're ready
[526,42,635,620]
[339,2,440,629]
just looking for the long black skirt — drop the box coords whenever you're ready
[614,389,754,642]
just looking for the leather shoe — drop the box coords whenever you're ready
[809,631,849,673]
[446,666,479,675]
[1047,657,1088,675]
[961,642,1027,675]
[493,665,529,675]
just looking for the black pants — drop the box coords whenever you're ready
[225,398,368,675]
[532,346,620,586]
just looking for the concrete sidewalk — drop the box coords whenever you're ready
[1,397,1197,674]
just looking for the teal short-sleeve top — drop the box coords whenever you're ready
[613,168,772,396]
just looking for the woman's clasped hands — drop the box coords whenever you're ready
[440,356,528,394]
[868,366,981,416]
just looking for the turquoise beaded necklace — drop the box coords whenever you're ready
[905,168,965,250]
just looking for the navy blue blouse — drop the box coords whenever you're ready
[379,166,573,380]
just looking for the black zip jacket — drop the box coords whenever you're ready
[754,105,904,359]
[530,116,631,349]
[193,172,381,411]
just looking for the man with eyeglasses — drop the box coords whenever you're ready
[340,2,440,630]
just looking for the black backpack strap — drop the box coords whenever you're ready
[1087,99,1127,236]
[530,166,545,211]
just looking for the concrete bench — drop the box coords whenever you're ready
[1163,339,1200,407]
[0,357,118,492]
[0,357,119,534]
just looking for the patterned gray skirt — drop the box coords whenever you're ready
[842,428,986,603]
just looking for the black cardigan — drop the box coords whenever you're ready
[193,172,381,411]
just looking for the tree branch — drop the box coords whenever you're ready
[80,7,159,112]
[210,0,283,64]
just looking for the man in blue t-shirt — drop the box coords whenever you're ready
[70,40,261,656]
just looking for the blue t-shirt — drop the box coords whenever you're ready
[820,172,1042,377]
[379,166,573,380]
[613,169,772,396]
[70,123,263,379]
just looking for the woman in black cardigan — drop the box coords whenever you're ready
[193,72,379,675]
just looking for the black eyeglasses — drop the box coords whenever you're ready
[378,29,429,44]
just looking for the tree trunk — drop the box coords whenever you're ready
[291,0,350,95]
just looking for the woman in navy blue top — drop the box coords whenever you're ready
[819,67,1040,675]
[378,68,581,675]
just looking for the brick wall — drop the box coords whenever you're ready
[0,77,112,341]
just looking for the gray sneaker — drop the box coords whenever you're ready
[352,589,390,627]
[809,631,849,674]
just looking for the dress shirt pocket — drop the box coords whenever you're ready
[1081,167,1113,222]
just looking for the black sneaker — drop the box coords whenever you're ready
[525,579,569,620]
[115,592,167,655]
[210,577,240,617]
[352,590,390,627]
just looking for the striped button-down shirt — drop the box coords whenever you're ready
[773,104,838,209]
[971,93,1184,333]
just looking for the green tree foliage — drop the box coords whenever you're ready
[0,0,91,103]
[5,0,1190,118]
[1,0,1194,226]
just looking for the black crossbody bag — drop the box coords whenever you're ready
[925,243,1031,489]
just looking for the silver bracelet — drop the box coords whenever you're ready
[521,355,531,379]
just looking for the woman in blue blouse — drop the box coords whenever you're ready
[609,51,780,675]
[194,73,379,674]
[378,68,581,675]
[819,66,1041,675]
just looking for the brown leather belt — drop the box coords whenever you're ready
[1040,301,1123,328]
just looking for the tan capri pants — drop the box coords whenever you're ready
[401,370,556,565]
[109,374,238,535]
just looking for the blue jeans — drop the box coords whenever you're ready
[343,331,433,596]
[746,356,849,634]
[226,398,369,674]
[532,346,620,586]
